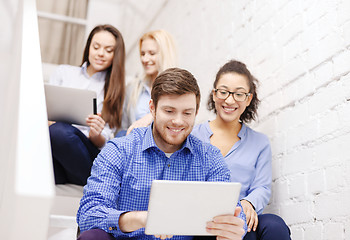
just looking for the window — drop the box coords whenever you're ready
[36,0,88,66]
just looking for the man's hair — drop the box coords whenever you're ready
[151,68,200,113]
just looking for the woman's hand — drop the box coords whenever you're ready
[87,113,105,138]
[240,199,258,232]
[126,113,153,135]
[87,113,106,148]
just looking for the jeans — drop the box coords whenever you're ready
[193,213,291,240]
[77,229,115,240]
[243,214,291,240]
[49,122,100,186]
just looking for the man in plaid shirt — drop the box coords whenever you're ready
[77,68,246,240]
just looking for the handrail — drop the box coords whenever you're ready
[0,0,55,239]
[37,10,87,26]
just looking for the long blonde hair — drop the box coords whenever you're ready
[128,30,177,110]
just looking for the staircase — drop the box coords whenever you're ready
[48,184,84,240]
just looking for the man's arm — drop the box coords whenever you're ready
[205,146,231,182]
[77,146,125,234]
[77,142,146,238]
[119,210,173,240]
[118,211,147,232]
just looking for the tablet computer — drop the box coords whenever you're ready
[44,84,97,126]
[145,180,241,236]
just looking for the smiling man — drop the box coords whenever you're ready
[77,68,246,240]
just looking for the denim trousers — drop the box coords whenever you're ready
[78,213,291,240]
[193,213,291,240]
[77,229,115,240]
[49,122,100,186]
[243,214,291,240]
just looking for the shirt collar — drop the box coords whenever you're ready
[206,120,247,140]
[141,124,158,151]
[141,123,194,154]
[141,80,151,95]
[81,62,107,81]
[238,123,247,140]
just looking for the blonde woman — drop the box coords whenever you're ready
[120,29,177,135]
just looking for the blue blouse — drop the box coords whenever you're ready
[192,121,272,214]
[121,79,151,131]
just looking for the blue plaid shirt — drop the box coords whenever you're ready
[77,125,247,239]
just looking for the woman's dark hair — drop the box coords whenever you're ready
[82,24,125,129]
[208,60,260,123]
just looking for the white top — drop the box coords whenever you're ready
[49,62,115,143]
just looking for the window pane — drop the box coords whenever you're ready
[36,0,88,65]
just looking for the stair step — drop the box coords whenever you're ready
[47,184,84,240]
[48,215,77,240]
[50,214,77,228]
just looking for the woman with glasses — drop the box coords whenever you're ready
[192,60,290,240]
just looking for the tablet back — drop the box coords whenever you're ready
[44,84,97,126]
[145,180,241,236]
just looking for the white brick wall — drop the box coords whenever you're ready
[304,222,323,240]
[92,0,350,239]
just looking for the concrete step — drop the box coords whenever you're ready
[47,184,84,240]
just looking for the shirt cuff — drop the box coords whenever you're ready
[241,198,256,210]
[105,210,147,238]
[104,210,129,237]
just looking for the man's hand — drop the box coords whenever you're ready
[240,199,258,232]
[119,211,148,233]
[206,207,245,240]
[119,211,173,239]
[154,234,174,239]
[126,113,153,135]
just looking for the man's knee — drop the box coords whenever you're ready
[49,122,75,144]
[77,229,114,240]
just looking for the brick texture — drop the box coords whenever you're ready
[90,0,350,239]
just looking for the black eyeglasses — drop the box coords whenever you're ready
[214,89,251,102]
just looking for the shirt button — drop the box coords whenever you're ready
[109,227,113,231]
[168,164,170,167]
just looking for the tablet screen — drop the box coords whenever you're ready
[44,84,97,126]
[145,180,241,236]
